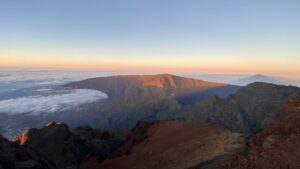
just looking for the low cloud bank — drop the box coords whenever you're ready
[0,89,108,115]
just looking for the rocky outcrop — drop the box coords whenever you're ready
[0,134,56,169]
[80,121,247,169]
[16,121,123,169]
[183,82,300,133]
[222,96,300,169]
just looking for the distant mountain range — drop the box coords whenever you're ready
[231,74,283,86]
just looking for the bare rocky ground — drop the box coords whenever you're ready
[80,121,247,169]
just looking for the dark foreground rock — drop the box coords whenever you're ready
[0,134,56,169]
[16,121,123,169]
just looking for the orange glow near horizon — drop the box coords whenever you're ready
[1,53,299,78]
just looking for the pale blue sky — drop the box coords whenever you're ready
[0,0,299,76]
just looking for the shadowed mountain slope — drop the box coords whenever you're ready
[80,121,246,169]
[183,82,300,133]
[222,96,300,169]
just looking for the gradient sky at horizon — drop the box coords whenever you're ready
[0,0,300,77]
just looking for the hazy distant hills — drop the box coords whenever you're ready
[231,74,283,86]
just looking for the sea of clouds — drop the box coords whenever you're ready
[0,69,154,115]
[0,69,156,93]
[0,89,108,115]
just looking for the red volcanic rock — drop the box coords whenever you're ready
[81,121,246,169]
[223,96,300,169]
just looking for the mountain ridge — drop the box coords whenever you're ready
[66,73,234,100]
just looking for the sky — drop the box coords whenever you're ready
[0,0,300,77]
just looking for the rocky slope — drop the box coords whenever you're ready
[0,134,56,169]
[222,96,300,169]
[183,82,300,133]
[16,121,123,169]
[80,121,247,169]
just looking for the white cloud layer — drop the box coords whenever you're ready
[0,89,108,115]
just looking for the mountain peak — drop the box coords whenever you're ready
[45,121,57,127]
[45,121,68,128]
[231,74,282,86]
[252,74,268,78]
